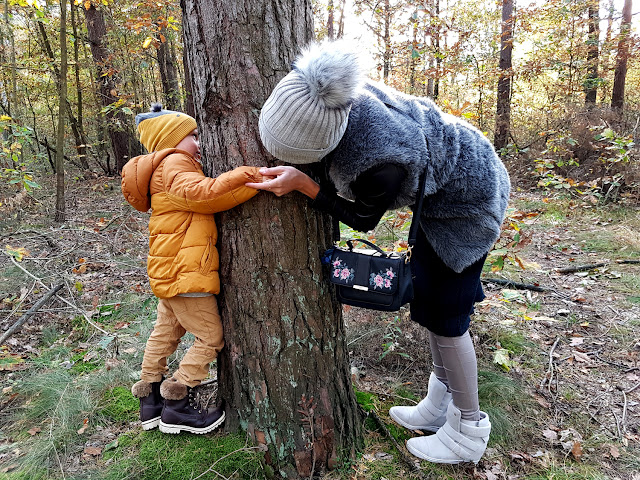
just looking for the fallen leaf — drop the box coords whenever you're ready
[113,321,130,330]
[84,446,102,456]
[77,418,89,434]
[27,427,41,436]
[609,445,620,458]
[570,337,584,346]
[542,429,558,441]
[571,441,582,460]
[573,351,591,363]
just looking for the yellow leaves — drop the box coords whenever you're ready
[142,36,153,49]
[10,0,42,10]
[5,245,29,262]
[0,115,12,122]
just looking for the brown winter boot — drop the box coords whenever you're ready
[131,379,164,430]
[158,377,225,434]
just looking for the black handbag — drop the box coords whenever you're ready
[322,166,428,312]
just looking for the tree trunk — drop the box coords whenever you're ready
[584,0,600,106]
[181,0,363,477]
[70,1,89,169]
[36,18,88,169]
[55,0,67,223]
[494,0,513,150]
[156,25,181,111]
[327,0,334,40]
[337,0,346,38]
[84,4,141,172]
[182,38,196,118]
[4,0,17,118]
[610,0,632,111]
[383,0,391,82]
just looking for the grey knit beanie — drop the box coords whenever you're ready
[259,41,363,164]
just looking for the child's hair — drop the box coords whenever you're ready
[135,103,197,152]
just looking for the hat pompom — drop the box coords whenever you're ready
[151,102,163,112]
[294,40,363,109]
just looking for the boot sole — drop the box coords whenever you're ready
[159,411,225,435]
[141,416,161,430]
[388,412,442,433]
[406,441,479,465]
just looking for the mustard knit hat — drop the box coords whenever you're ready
[135,103,197,152]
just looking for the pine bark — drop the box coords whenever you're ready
[494,0,513,150]
[181,0,363,477]
[610,0,632,111]
[84,5,141,172]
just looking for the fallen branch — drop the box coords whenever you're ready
[2,252,112,337]
[556,259,640,274]
[540,337,561,393]
[482,277,550,292]
[0,282,64,345]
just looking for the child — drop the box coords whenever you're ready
[121,103,261,434]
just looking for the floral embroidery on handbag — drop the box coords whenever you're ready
[369,267,395,290]
[332,257,355,283]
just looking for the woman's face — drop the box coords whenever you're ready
[176,129,201,161]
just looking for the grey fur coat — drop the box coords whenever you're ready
[325,80,511,273]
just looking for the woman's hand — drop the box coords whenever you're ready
[246,166,320,199]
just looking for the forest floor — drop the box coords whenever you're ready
[0,172,639,480]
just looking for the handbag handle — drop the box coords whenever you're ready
[346,238,388,256]
[408,163,428,247]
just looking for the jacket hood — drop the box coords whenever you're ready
[121,148,182,212]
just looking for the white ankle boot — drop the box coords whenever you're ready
[406,402,491,464]
[389,373,452,432]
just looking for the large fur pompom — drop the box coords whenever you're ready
[294,40,364,109]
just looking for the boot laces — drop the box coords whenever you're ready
[187,389,211,414]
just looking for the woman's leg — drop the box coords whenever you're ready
[428,330,447,386]
[430,330,480,421]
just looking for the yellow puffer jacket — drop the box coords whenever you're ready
[121,148,261,298]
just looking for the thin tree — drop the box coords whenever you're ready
[611,0,632,111]
[327,0,334,39]
[584,0,600,106]
[70,0,89,168]
[84,3,141,172]
[55,0,67,223]
[494,0,513,151]
[181,0,363,476]
[156,23,181,110]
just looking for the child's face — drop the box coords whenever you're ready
[176,129,201,161]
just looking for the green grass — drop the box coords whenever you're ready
[523,463,610,480]
[477,370,530,447]
[4,364,137,479]
[100,430,265,480]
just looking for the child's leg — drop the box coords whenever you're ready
[140,298,186,383]
[167,295,224,387]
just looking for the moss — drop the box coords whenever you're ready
[101,430,264,480]
[101,386,139,422]
[354,387,378,413]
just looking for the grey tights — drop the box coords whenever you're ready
[428,330,480,421]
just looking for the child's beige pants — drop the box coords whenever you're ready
[140,295,224,387]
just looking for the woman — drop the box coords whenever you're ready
[247,41,510,465]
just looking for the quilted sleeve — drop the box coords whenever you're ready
[163,155,262,213]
